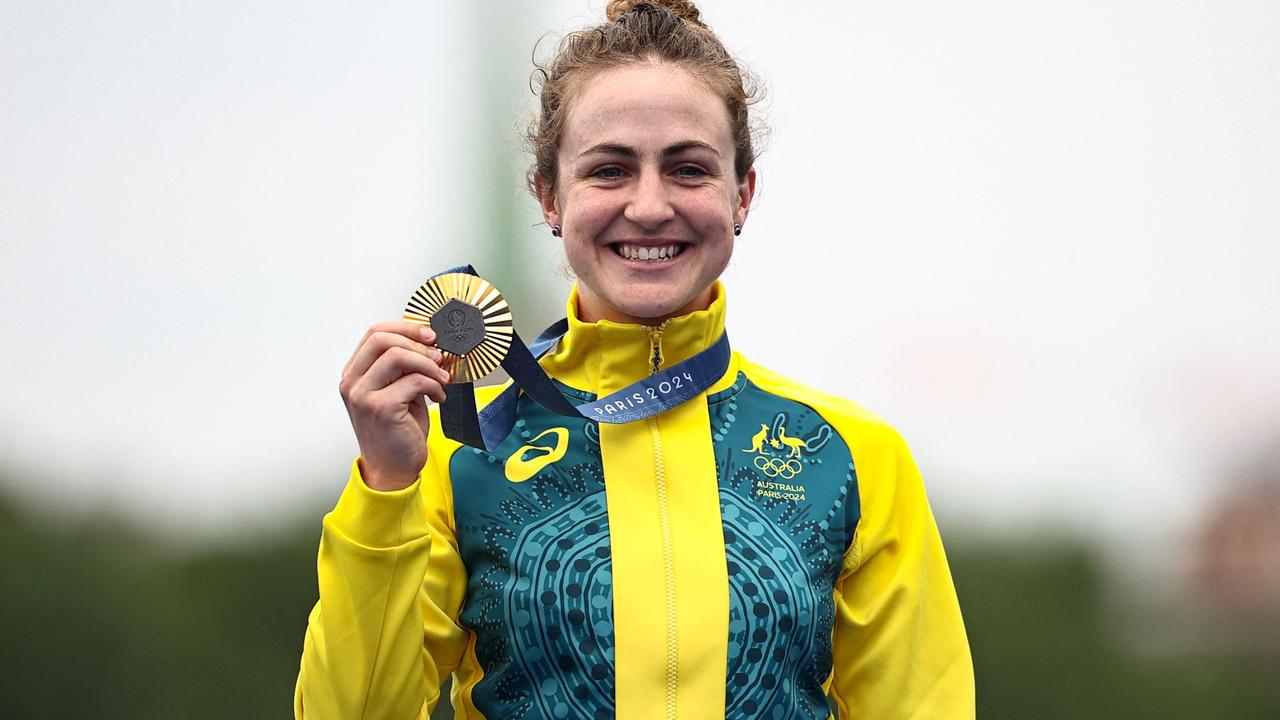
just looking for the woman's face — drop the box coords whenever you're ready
[540,63,755,325]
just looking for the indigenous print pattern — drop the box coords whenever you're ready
[505,490,615,719]
[711,376,860,718]
[453,395,616,720]
[450,376,860,720]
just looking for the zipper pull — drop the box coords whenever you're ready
[648,326,664,376]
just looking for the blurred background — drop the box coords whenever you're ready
[3,0,1278,717]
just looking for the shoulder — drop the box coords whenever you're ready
[736,357,934,572]
[735,354,909,457]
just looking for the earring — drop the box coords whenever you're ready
[733,223,742,236]
[551,225,562,237]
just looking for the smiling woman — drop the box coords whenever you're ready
[296,2,974,719]
[539,62,753,325]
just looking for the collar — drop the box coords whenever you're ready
[540,281,738,397]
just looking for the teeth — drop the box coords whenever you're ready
[616,244,681,261]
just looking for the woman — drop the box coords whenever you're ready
[296,2,974,718]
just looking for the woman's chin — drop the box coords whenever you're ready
[596,286,707,325]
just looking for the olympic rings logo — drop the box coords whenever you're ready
[754,455,802,479]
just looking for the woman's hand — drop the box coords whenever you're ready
[339,321,451,491]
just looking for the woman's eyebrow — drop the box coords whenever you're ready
[578,143,634,160]
[577,140,721,160]
[663,140,720,157]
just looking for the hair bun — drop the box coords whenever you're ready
[605,0,707,30]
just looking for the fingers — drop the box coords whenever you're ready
[352,371,446,421]
[343,322,443,382]
[381,371,447,407]
[339,321,446,490]
[345,365,446,420]
[354,344,450,397]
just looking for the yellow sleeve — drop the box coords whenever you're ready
[294,418,470,719]
[828,424,975,719]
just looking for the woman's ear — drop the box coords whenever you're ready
[734,167,757,227]
[535,175,561,231]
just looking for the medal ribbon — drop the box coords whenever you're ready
[433,265,731,451]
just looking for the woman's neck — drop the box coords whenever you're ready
[574,286,716,327]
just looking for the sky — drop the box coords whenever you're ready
[3,1,1278,564]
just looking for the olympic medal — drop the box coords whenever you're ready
[403,273,514,383]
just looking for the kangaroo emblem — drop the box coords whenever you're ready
[740,412,835,483]
[745,424,770,453]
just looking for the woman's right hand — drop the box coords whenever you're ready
[339,321,452,491]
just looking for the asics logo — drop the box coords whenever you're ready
[504,427,569,482]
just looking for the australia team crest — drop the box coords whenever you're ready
[742,412,833,500]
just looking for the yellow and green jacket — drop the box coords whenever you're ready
[296,283,974,719]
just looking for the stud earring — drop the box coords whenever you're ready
[551,225,562,237]
[733,223,742,236]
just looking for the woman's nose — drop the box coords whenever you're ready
[623,170,676,228]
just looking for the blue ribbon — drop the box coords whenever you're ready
[433,266,731,451]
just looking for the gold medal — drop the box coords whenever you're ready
[403,273,513,383]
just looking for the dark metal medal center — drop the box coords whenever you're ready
[430,299,485,356]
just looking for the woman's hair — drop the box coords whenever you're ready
[526,0,761,198]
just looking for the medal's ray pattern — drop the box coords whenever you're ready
[403,273,513,383]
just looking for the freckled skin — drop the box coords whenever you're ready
[539,63,756,325]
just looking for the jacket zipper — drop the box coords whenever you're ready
[646,325,678,719]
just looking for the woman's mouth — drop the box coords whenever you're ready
[610,243,687,262]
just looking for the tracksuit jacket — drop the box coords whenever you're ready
[295,282,975,719]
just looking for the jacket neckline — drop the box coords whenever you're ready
[540,281,735,397]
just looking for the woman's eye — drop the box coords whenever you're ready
[674,165,707,179]
[592,166,623,180]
